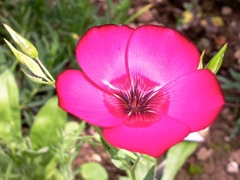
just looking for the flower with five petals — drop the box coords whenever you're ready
[57,25,224,157]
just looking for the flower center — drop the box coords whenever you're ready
[116,82,158,116]
[104,75,168,126]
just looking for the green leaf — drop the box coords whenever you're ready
[143,165,155,180]
[101,137,127,169]
[63,121,85,140]
[0,148,14,173]
[111,150,129,170]
[134,155,156,180]
[0,47,8,72]
[205,43,227,74]
[62,121,86,152]
[119,176,131,180]
[101,137,137,170]
[162,141,198,180]
[0,70,22,148]
[80,162,108,180]
[22,146,49,158]
[30,96,67,150]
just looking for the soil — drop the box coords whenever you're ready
[74,0,240,179]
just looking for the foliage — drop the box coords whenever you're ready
[218,68,240,139]
[0,0,134,179]
[0,1,229,179]
[0,73,95,179]
[218,68,240,102]
[160,44,227,180]
[0,0,136,127]
[80,162,108,180]
[162,142,198,180]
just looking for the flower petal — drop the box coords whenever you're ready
[56,70,124,127]
[160,69,225,131]
[76,25,134,90]
[126,25,200,86]
[103,115,190,157]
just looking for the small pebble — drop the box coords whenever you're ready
[91,154,102,162]
[226,161,239,174]
[137,9,154,22]
[196,147,213,161]
[234,49,240,60]
[221,6,232,16]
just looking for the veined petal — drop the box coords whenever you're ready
[76,25,134,91]
[126,25,200,86]
[103,115,190,157]
[159,69,225,131]
[56,70,124,127]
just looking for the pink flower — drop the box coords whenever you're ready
[56,25,224,157]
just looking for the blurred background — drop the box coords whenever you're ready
[0,0,240,179]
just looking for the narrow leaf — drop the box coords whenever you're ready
[205,43,227,74]
[143,165,155,180]
[0,148,15,173]
[62,121,86,151]
[101,137,134,170]
[30,97,67,150]
[0,70,22,148]
[162,141,198,180]
[134,155,156,180]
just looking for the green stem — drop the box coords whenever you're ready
[125,3,153,24]
[130,154,142,180]
[36,57,55,82]
[94,126,103,136]
[20,85,41,109]
[10,60,18,72]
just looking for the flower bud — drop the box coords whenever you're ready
[4,39,49,82]
[3,23,38,59]
[21,68,54,85]
[205,43,227,74]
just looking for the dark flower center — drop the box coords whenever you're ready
[104,75,168,126]
[115,82,158,116]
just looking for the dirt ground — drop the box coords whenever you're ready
[74,0,240,179]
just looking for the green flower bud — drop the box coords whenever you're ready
[205,43,227,74]
[3,23,38,59]
[21,68,54,85]
[4,39,49,82]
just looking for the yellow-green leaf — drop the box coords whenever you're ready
[30,97,67,150]
[80,162,108,180]
[0,70,22,149]
[162,141,198,180]
[205,43,227,74]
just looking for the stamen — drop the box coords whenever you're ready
[113,81,160,116]
[104,74,165,125]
